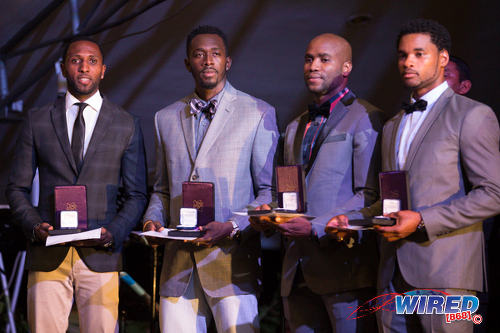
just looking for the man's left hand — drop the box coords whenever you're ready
[274,217,312,238]
[374,210,422,242]
[73,227,114,248]
[191,221,234,247]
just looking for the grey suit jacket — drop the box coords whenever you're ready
[356,88,500,292]
[143,82,279,298]
[281,90,383,296]
[7,96,148,272]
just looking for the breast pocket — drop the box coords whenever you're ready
[323,133,347,143]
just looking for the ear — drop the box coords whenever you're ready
[100,64,106,79]
[225,56,232,71]
[439,49,449,68]
[61,60,68,79]
[458,80,472,95]
[184,58,192,73]
[342,61,352,77]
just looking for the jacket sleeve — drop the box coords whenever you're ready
[6,109,43,239]
[420,105,500,241]
[106,117,148,245]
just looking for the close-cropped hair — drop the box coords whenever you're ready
[186,25,229,56]
[450,55,472,82]
[61,36,104,62]
[397,18,452,52]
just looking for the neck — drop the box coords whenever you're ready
[413,76,445,100]
[69,89,96,103]
[195,80,226,101]
[314,81,347,105]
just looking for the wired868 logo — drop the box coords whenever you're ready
[347,289,482,325]
[394,291,482,325]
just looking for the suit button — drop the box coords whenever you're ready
[191,175,199,181]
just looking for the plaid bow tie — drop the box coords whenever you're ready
[190,99,217,120]
[402,99,427,114]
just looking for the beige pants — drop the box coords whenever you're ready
[27,247,119,333]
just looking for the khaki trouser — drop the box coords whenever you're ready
[27,247,119,333]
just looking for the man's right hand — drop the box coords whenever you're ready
[143,220,164,232]
[248,204,275,236]
[142,220,165,246]
[33,222,53,242]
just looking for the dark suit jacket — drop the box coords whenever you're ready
[7,95,148,272]
[281,90,383,296]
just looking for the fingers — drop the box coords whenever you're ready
[255,203,272,211]
[143,221,164,232]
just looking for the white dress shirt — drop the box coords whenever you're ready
[65,90,103,156]
[396,81,449,169]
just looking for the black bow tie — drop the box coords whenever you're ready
[308,101,331,121]
[401,99,427,114]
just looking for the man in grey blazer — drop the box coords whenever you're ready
[143,26,278,332]
[327,19,500,332]
[251,33,382,332]
[7,37,148,333]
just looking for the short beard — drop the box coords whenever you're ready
[199,80,218,89]
[66,78,99,98]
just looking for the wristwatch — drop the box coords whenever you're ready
[229,220,241,240]
[417,219,425,231]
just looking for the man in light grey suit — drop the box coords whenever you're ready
[251,33,382,332]
[327,19,500,332]
[143,25,278,332]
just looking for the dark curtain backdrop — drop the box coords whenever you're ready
[1,0,499,203]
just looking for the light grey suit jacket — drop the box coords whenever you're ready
[144,82,279,298]
[356,88,500,292]
[281,90,383,296]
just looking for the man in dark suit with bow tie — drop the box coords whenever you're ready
[7,37,147,333]
[251,33,383,332]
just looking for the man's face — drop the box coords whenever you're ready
[397,33,448,97]
[62,40,106,101]
[444,61,471,95]
[303,37,348,98]
[185,34,231,92]
[444,61,461,91]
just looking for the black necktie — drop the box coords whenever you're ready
[401,99,427,114]
[308,101,331,121]
[72,102,87,173]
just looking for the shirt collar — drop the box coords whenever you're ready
[312,87,349,112]
[193,81,227,104]
[411,81,448,106]
[65,90,103,112]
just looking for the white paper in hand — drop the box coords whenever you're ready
[45,228,101,246]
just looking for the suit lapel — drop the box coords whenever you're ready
[196,83,236,161]
[404,88,453,170]
[81,96,114,175]
[387,112,404,171]
[180,94,196,164]
[291,114,308,165]
[50,97,78,174]
[305,94,350,173]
